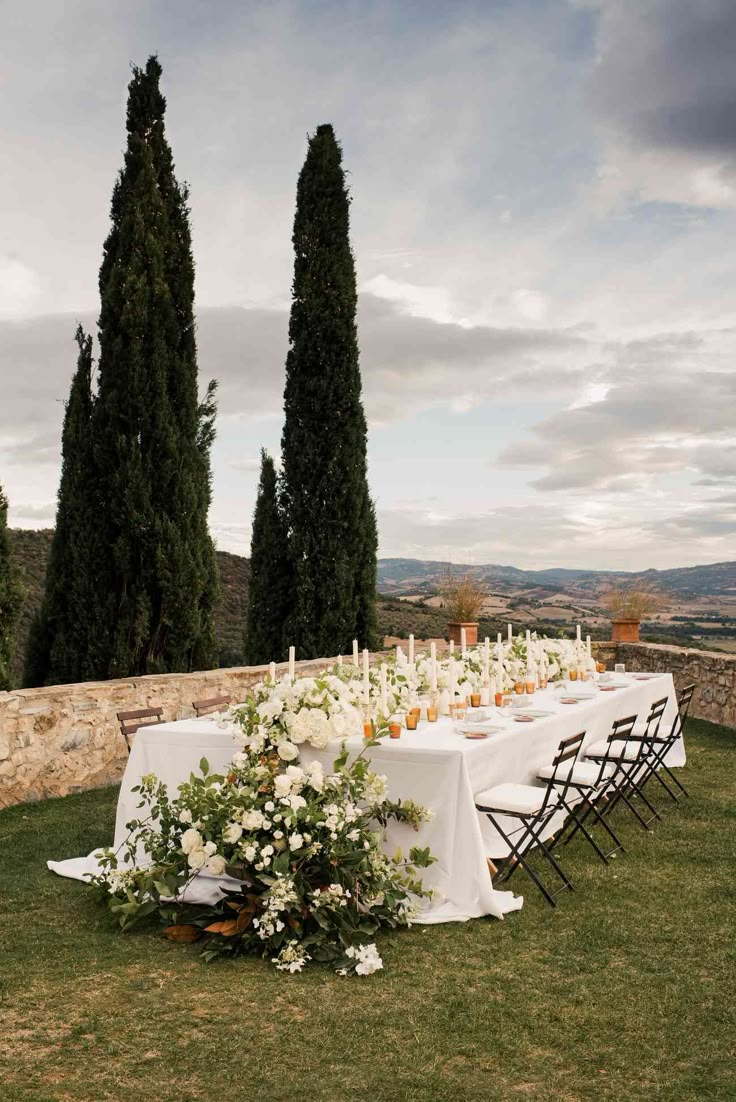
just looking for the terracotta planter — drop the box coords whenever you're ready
[611,618,640,643]
[448,621,478,646]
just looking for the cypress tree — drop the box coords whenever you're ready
[244,450,291,664]
[0,484,23,690]
[281,124,378,658]
[24,328,101,687]
[92,56,219,678]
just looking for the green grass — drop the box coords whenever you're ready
[1,719,734,1102]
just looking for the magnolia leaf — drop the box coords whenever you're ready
[199,756,210,776]
[203,919,239,936]
[163,924,202,943]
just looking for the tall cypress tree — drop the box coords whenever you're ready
[0,484,23,690]
[244,450,291,664]
[281,124,378,658]
[24,328,101,687]
[93,56,219,678]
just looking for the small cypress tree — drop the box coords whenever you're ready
[0,484,23,690]
[92,56,219,678]
[244,450,291,664]
[281,124,378,658]
[24,328,100,687]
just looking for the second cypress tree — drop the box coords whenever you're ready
[244,450,291,664]
[281,124,378,658]
[24,328,101,687]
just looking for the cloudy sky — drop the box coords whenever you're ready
[2,0,736,570]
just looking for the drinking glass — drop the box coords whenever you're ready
[614,663,626,675]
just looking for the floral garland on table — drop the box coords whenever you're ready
[91,666,435,977]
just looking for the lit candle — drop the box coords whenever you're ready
[496,639,504,690]
[586,634,592,658]
[508,623,513,642]
[288,645,295,681]
[460,627,467,656]
[409,634,415,664]
[269,661,276,682]
[525,629,531,652]
[576,624,581,643]
[352,639,359,667]
[449,639,455,656]
[483,637,490,682]
[380,663,388,713]
[449,655,456,701]
[430,641,438,692]
[362,648,370,705]
[337,653,343,666]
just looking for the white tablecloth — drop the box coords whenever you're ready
[49,673,682,923]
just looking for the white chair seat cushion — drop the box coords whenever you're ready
[475,782,558,815]
[633,722,668,742]
[586,738,639,762]
[537,761,614,787]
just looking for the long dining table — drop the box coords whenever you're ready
[48,671,682,923]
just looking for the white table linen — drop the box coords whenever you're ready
[48,672,682,923]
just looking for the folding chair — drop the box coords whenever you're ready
[475,731,585,907]
[584,711,662,831]
[192,694,232,718]
[116,707,164,754]
[636,684,694,803]
[537,742,625,866]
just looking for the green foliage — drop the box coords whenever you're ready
[244,450,291,664]
[23,329,102,687]
[90,56,219,678]
[281,124,377,659]
[0,484,23,689]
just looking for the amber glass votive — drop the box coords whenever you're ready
[494,691,503,707]
[569,669,578,682]
[363,722,373,740]
[470,693,481,708]
[405,712,418,730]
[539,677,548,690]
[389,723,401,739]
[426,706,438,722]
[580,669,588,681]
[596,662,605,674]
[514,681,524,695]
[410,706,421,720]
[525,680,535,695]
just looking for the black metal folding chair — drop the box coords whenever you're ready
[537,742,625,866]
[636,684,695,803]
[475,731,585,907]
[585,711,662,831]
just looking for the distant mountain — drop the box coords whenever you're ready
[376,557,736,599]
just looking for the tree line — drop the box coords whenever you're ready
[0,57,376,691]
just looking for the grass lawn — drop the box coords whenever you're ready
[1,718,734,1102]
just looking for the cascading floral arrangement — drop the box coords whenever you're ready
[91,665,434,976]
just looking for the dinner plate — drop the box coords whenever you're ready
[517,709,555,718]
[559,698,580,704]
[599,685,621,692]
[513,714,534,723]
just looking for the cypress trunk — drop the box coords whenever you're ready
[281,124,377,658]
[23,328,101,687]
[244,450,291,664]
[0,484,23,690]
[93,56,219,678]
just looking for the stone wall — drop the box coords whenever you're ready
[1,641,733,810]
[615,642,736,731]
[0,657,356,810]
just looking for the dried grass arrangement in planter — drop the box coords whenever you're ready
[439,572,487,647]
[602,584,663,642]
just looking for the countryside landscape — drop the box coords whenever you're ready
[7,527,736,690]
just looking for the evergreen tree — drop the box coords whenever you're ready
[244,450,291,664]
[0,483,23,690]
[92,56,219,678]
[281,124,377,658]
[24,328,101,687]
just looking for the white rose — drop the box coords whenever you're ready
[264,801,275,812]
[203,840,217,857]
[178,808,193,824]
[187,847,207,870]
[242,809,265,831]
[289,833,304,851]
[285,764,305,784]
[223,822,243,844]
[243,845,257,862]
[205,854,227,876]
[274,774,293,798]
[288,794,307,811]
[277,741,299,761]
[180,828,203,855]
[261,845,274,858]
[330,713,347,738]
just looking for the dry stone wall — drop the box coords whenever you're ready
[0,657,350,810]
[616,642,736,731]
